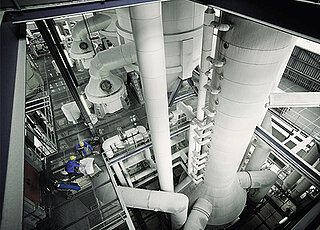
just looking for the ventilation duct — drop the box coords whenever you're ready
[70,13,112,69]
[118,186,188,229]
[185,12,295,226]
[85,42,136,116]
[116,0,205,92]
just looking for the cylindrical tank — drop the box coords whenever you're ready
[185,13,295,226]
[116,0,205,91]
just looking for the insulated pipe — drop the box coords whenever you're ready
[237,170,278,189]
[196,7,215,121]
[72,14,112,41]
[245,112,273,171]
[118,186,188,229]
[112,162,128,186]
[144,148,156,168]
[189,13,295,225]
[238,170,278,203]
[85,42,136,104]
[282,144,319,190]
[291,160,320,199]
[130,2,174,192]
[70,14,112,68]
[184,198,213,230]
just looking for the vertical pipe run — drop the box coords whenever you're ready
[130,2,174,192]
[245,112,272,171]
[196,7,215,121]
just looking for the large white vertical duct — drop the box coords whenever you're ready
[187,13,294,226]
[118,186,189,229]
[129,2,174,192]
[70,14,112,68]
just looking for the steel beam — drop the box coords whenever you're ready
[192,0,320,43]
[268,92,320,108]
[35,20,98,137]
[45,19,79,87]
[254,126,320,189]
[292,200,320,230]
[0,22,26,229]
[3,0,158,23]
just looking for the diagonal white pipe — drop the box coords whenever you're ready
[130,2,174,192]
[184,198,213,230]
[238,170,278,203]
[118,186,188,229]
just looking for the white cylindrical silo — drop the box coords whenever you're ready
[116,0,205,91]
[186,12,295,226]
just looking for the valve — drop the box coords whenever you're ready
[210,21,232,31]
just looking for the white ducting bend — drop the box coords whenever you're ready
[70,14,112,68]
[184,198,213,230]
[237,170,277,189]
[118,186,188,229]
[85,42,136,112]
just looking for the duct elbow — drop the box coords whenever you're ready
[72,14,112,41]
[88,42,137,79]
[184,198,213,230]
[238,170,277,189]
[118,186,188,229]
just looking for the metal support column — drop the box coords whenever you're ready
[0,21,26,229]
[45,19,79,87]
[35,20,98,137]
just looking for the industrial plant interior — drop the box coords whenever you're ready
[1,0,320,230]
